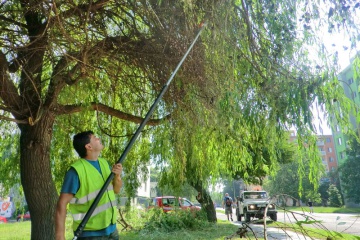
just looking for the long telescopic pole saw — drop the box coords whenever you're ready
[73,22,207,239]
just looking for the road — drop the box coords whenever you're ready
[277,211,360,236]
[217,209,360,239]
[216,210,315,239]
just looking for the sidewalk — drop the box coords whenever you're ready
[216,211,316,240]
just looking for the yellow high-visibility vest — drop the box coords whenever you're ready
[69,158,117,231]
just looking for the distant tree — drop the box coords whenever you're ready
[339,137,360,204]
[264,154,325,205]
[222,179,242,200]
[328,169,341,189]
[327,184,343,207]
[318,180,330,206]
[150,167,197,199]
[319,170,344,205]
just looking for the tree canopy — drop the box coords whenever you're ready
[264,153,325,204]
[339,137,360,204]
[0,0,359,238]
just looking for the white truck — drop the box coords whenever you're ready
[235,190,277,222]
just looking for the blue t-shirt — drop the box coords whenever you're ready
[61,160,116,237]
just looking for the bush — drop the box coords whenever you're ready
[328,184,343,207]
[117,206,149,230]
[140,208,211,233]
[12,205,29,219]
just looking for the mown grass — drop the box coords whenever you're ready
[0,216,74,240]
[268,221,360,240]
[1,207,360,240]
[120,220,244,240]
[0,219,251,240]
[280,206,360,214]
[0,221,31,240]
[3,220,359,240]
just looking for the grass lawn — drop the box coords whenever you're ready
[216,208,225,214]
[0,221,31,240]
[0,220,254,240]
[2,219,359,240]
[120,220,244,240]
[2,207,360,239]
[268,221,360,240]
[0,219,74,240]
[280,206,360,214]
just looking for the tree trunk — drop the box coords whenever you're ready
[191,182,217,222]
[19,114,58,240]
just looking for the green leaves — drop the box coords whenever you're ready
[338,137,360,204]
[0,0,358,231]
[295,216,322,226]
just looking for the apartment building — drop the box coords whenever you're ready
[317,135,338,173]
[329,55,360,207]
[290,131,338,174]
[331,62,360,166]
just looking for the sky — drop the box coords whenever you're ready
[310,18,360,136]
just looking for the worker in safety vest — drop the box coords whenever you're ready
[56,131,122,240]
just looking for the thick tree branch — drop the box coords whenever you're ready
[44,56,76,109]
[0,114,27,124]
[0,51,23,117]
[44,35,139,110]
[55,102,170,126]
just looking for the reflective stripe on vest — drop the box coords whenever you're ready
[72,200,118,221]
[70,185,114,204]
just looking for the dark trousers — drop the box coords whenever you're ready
[77,229,119,240]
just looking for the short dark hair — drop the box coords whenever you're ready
[73,131,94,158]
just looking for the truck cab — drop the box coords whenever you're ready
[235,190,277,222]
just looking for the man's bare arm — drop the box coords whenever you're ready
[55,193,74,240]
[112,163,123,194]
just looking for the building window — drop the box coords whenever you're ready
[331,166,336,171]
[353,92,357,98]
[329,157,334,162]
[326,137,331,143]
[348,78,354,84]
[340,152,345,159]
[328,147,332,152]
[338,138,342,145]
[335,125,340,132]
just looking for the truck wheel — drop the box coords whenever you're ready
[244,211,251,222]
[270,213,277,221]
[236,209,241,221]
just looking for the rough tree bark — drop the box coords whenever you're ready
[191,181,217,223]
[19,113,58,239]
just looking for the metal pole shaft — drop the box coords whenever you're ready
[73,22,207,239]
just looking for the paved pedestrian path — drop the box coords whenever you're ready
[216,211,317,240]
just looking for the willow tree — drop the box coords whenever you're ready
[151,0,360,222]
[0,0,359,239]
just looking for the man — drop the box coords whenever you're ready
[56,131,123,240]
[308,199,314,214]
[222,193,233,221]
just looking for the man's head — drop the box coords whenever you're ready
[73,131,103,158]
[225,193,229,197]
